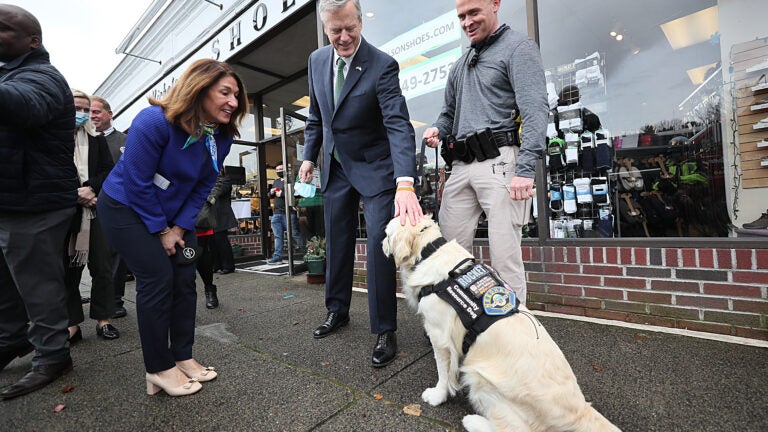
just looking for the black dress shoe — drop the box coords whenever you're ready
[219,269,234,275]
[68,326,82,345]
[371,331,397,368]
[96,324,120,340]
[112,306,127,319]
[0,357,73,399]
[0,342,34,371]
[313,312,349,339]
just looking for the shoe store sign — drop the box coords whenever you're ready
[150,0,310,101]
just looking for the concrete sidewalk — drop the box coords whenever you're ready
[2,270,767,431]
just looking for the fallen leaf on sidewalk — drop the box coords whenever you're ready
[403,404,422,416]
[634,333,648,340]
[292,321,299,326]
[238,307,245,312]
[373,394,383,400]
[592,364,604,372]
[53,404,66,413]
[321,361,331,366]
[59,385,75,393]
[396,352,409,358]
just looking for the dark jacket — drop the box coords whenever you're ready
[0,47,78,212]
[82,133,116,196]
[213,175,237,232]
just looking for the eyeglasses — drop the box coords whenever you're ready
[469,49,479,68]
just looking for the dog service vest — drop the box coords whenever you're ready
[418,258,520,354]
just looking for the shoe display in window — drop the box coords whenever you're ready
[743,210,768,229]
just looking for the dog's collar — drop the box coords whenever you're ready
[416,236,448,264]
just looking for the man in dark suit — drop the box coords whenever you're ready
[90,95,131,318]
[299,0,422,368]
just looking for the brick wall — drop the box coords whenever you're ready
[230,234,262,257]
[352,241,768,341]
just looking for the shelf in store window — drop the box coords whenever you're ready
[751,102,768,111]
[753,122,768,130]
[757,140,768,148]
[761,158,768,167]
[746,60,768,74]
[751,82,768,92]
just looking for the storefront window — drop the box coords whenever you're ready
[537,0,729,238]
[359,0,527,236]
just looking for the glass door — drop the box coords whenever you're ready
[278,107,314,276]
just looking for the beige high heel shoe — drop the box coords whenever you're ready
[176,363,218,382]
[146,372,202,396]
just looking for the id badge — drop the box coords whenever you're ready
[153,173,170,190]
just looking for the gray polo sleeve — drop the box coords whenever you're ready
[509,39,548,179]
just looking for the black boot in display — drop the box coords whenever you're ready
[205,285,219,309]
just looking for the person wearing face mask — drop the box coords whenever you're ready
[0,4,79,400]
[62,90,118,344]
[267,164,302,264]
[97,59,247,397]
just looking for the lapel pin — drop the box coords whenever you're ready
[355,66,362,71]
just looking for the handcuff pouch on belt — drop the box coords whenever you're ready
[418,258,520,354]
[441,128,518,167]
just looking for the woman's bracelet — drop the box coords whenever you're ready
[157,228,172,236]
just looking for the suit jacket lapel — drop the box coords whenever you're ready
[320,46,335,116]
[334,38,369,116]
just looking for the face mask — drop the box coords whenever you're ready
[75,112,90,127]
[276,171,284,178]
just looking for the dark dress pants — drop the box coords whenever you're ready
[196,234,215,288]
[0,207,75,366]
[97,192,197,373]
[112,254,128,308]
[213,230,234,272]
[323,158,397,334]
[64,216,115,324]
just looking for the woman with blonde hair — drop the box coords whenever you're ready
[64,89,119,343]
[97,59,247,396]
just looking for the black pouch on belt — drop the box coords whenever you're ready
[453,136,474,163]
[477,127,501,160]
[441,135,456,168]
[465,133,485,161]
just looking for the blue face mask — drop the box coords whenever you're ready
[75,111,90,127]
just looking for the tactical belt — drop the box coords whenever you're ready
[418,258,520,354]
[492,130,520,148]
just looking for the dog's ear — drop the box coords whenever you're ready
[389,224,417,267]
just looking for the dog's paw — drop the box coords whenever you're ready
[462,414,493,432]
[421,387,448,406]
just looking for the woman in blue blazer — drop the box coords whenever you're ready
[98,59,247,397]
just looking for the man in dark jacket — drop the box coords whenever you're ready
[0,4,79,399]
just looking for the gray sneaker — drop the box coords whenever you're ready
[266,256,282,264]
[743,211,768,229]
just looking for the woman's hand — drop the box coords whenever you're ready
[159,225,185,256]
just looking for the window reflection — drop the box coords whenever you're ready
[538,0,728,238]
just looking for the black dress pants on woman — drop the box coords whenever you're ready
[64,217,115,324]
[98,193,197,373]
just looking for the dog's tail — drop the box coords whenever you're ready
[571,404,622,432]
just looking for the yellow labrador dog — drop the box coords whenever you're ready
[382,216,620,432]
